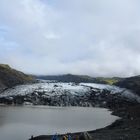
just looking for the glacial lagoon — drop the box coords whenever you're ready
[0,106,118,140]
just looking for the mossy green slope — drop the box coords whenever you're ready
[0,64,34,88]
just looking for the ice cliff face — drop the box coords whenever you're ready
[0,81,140,107]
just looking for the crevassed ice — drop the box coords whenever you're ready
[0,82,140,103]
[0,83,90,97]
[80,83,140,103]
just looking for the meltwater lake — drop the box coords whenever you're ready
[0,106,118,140]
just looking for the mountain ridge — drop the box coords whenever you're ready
[0,64,34,90]
[36,74,121,84]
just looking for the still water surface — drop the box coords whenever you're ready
[0,106,118,140]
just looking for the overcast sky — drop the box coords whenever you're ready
[0,0,140,77]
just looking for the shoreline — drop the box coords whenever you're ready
[91,104,140,140]
[30,104,140,140]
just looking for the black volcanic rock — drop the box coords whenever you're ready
[0,64,34,89]
[115,75,140,96]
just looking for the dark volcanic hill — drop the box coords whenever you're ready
[36,74,108,83]
[0,64,34,89]
[36,74,122,84]
[115,75,140,96]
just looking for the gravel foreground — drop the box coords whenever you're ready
[29,104,140,140]
[92,104,140,140]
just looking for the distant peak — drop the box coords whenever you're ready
[0,64,11,69]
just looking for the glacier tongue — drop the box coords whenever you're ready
[0,82,140,106]
[0,83,90,97]
[80,83,140,103]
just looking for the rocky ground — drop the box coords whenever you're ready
[91,104,140,140]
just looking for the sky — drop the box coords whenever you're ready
[0,0,140,77]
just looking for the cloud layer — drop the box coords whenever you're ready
[0,0,140,77]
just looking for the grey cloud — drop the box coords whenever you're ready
[0,0,140,77]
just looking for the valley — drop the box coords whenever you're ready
[0,65,140,140]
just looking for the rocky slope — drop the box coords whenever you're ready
[115,75,140,96]
[0,64,34,90]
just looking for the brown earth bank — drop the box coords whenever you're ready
[29,104,140,140]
